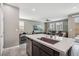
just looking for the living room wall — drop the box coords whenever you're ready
[45,19,68,33]
[19,19,45,34]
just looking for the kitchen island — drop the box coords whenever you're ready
[26,34,74,56]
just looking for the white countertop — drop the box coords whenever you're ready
[26,34,75,55]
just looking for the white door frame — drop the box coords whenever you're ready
[0,3,4,55]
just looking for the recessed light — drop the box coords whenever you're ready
[32,8,36,11]
[72,6,77,9]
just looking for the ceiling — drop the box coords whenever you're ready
[9,3,79,22]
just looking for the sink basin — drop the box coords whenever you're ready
[38,37,59,44]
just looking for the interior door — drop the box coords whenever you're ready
[3,4,19,48]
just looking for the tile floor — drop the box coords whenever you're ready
[2,43,27,56]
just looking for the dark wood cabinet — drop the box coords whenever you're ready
[26,37,60,56]
[32,40,59,56]
[32,45,40,56]
[40,49,48,56]
[26,39,32,56]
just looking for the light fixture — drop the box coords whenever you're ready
[32,8,36,11]
[72,6,77,9]
[46,18,50,21]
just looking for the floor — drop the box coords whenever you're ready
[2,43,27,56]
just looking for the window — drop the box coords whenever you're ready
[56,22,63,31]
[49,23,55,31]
[75,17,79,23]
[19,21,24,32]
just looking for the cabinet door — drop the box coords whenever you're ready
[40,43,53,55]
[40,49,49,56]
[32,40,59,56]
[26,39,32,56]
[32,45,40,56]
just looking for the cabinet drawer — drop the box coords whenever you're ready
[40,43,53,55]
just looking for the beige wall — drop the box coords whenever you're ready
[24,21,34,34]
[3,4,19,48]
[68,13,79,38]
[68,15,75,38]
[75,23,79,35]
[44,22,49,33]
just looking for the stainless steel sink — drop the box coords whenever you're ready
[37,37,59,44]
